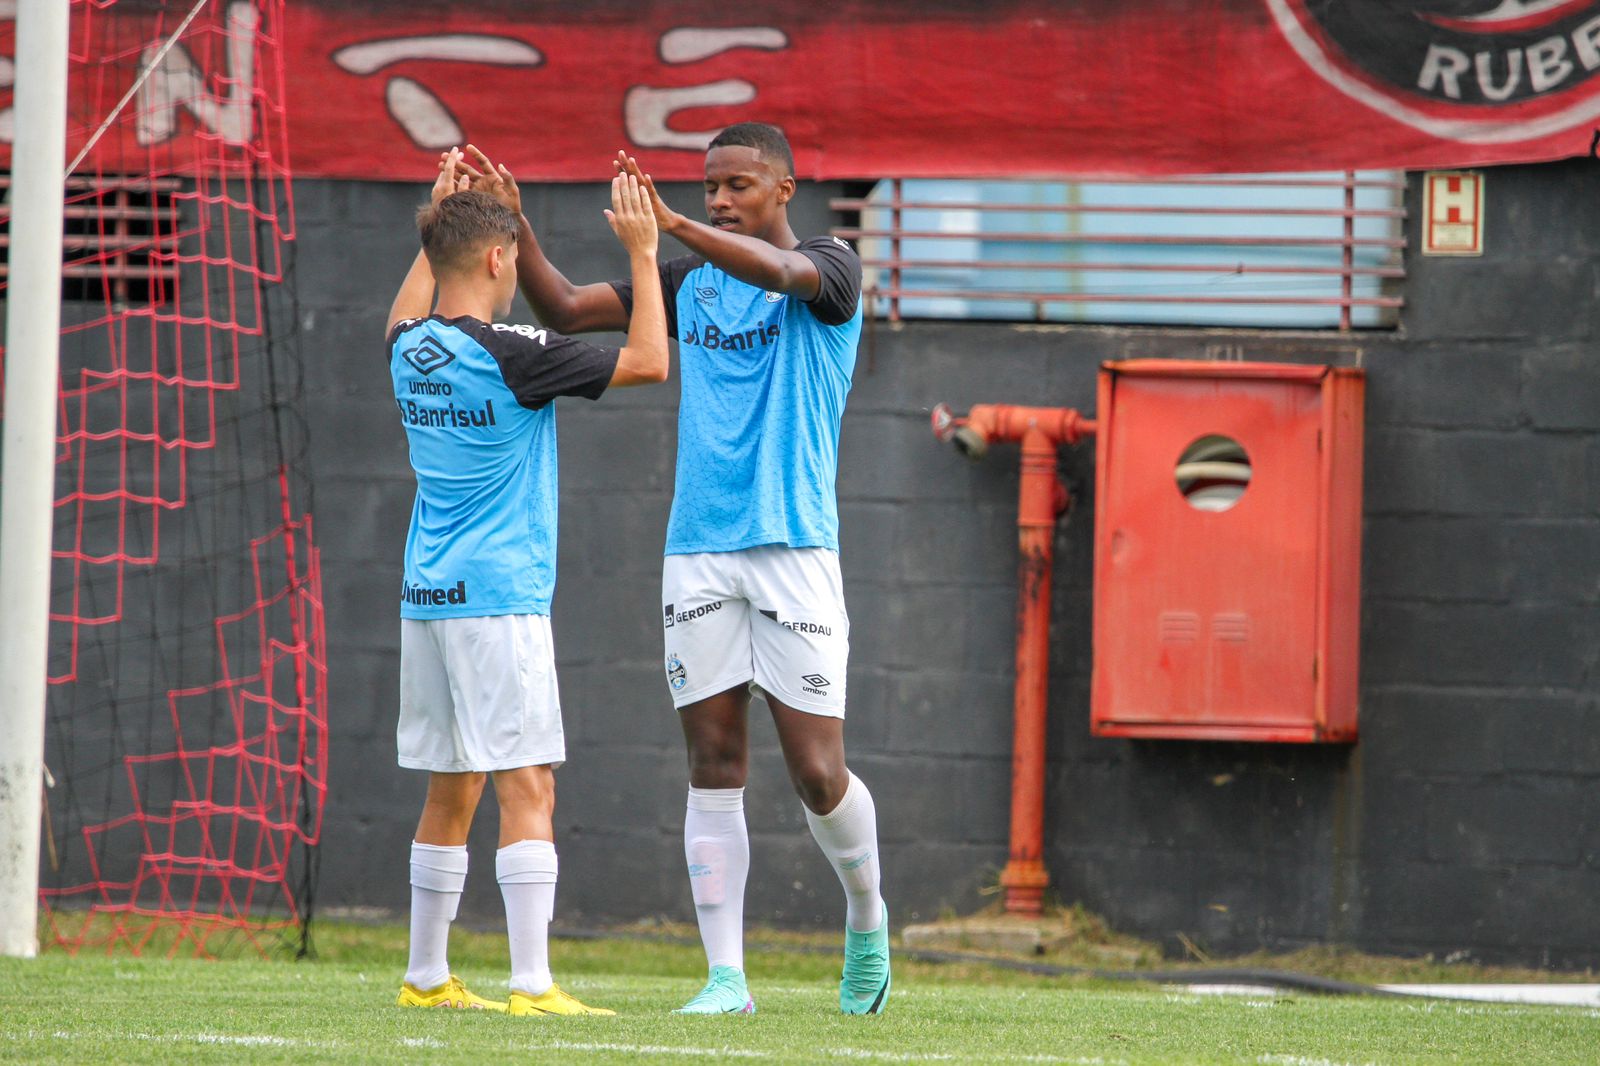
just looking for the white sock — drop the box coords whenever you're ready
[805,772,884,933]
[685,787,749,973]
[406,841,468,990]
[498,839,558,997]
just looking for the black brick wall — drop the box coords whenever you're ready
[295,160,1600,967]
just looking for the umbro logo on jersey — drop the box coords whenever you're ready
[831,236,852,251]
[694,285,719,302]
[402,337,455,376]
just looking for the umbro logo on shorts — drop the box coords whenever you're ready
[801,673,831,696]
[401,337,455,376]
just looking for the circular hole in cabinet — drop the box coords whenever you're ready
[1175,434,1251,512]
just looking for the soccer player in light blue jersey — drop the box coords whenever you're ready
[386,150,667,1017]
[489,125,890,1016]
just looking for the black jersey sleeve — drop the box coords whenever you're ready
[608,254,701,342]
[796,236,863,327]
[458,318,620,409]
[387,317,426,360]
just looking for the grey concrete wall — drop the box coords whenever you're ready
[293,161,1600,967]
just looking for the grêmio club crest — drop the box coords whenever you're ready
[1268,0,1600,142]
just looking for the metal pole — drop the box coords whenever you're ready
[999,427,1061,915]
[1340,170,1355,332]
[889,178,901,323]
[0,0,69,959]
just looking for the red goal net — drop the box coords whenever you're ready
[0,0,326,958]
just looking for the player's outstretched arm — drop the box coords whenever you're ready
[616,151,821,301]
[456,143,630,336]
[387,150,468,334]
[605,173,668,388]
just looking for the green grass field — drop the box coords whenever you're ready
[3,922,1597,1065]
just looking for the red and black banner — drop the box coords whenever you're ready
[9,1,1600,180]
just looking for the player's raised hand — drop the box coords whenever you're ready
[613,150,679,234]
[431,147,469,205]
[462,143,522,215]
[604,172,658,259]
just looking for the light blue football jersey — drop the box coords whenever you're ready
[612,236,863,554]
[387,315,617,619]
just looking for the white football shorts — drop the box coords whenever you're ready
[661,545,850,717]
[398,613,565,773]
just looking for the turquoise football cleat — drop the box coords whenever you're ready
[673,964,756,1015]
[839,908,891,1014]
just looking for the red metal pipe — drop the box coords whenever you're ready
[931,403,1095,915]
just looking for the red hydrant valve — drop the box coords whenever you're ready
[928,401,1097,915]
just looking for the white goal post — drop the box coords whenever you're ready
[0,0,69,959]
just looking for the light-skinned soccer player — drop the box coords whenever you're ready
[462,127,889,1016]
[387,150,667,1017]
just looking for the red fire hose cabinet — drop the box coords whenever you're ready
[1090,360,1365,742]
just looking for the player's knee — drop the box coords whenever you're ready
[787,757,847,813]
[495,766,555,815]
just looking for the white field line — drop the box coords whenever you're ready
[1379,983,1600,1007]
[522,1044,769,1059]
[1259,1057,1378,1066]
[524,1045,1123,1065]
[17,1030,1121,1065]
[1181,984,1289,999]
[45,1030,341,1050]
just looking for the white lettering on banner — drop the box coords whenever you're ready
[1576,16,1600,71]
[0,54,12,144]
[659,27,789,65]
[625,27,789,150]
[625,80,758,151]
[383,78,459,150]
[1419,30,1600,102]
[1418,44,1470,98]
[1475,48,1524,102]
[331,34,543,150]
[137,2,259,147]
[1528,36,1574,92]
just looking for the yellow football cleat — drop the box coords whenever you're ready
[396,974,508,1011]
[507,984,617,1017]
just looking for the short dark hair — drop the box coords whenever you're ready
[708,122,794,177]
[415,190,518,275]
